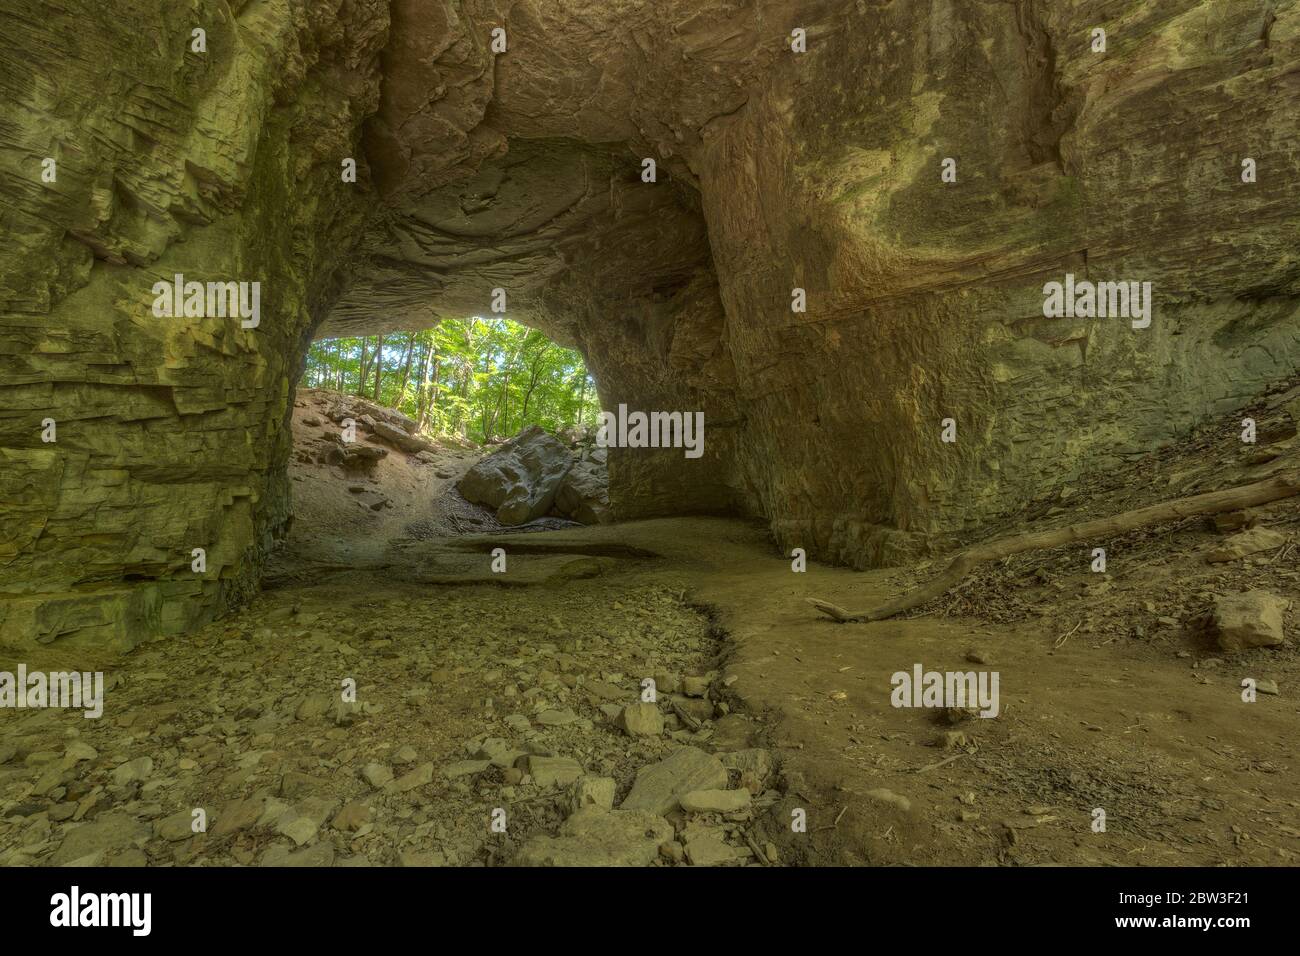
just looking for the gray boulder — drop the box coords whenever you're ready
[458,425,574,525]
[555,458,610,524]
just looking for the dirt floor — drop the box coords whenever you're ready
[2,387,1298,866]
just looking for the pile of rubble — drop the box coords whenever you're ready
[301,394,443,472]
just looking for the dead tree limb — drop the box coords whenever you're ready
[808,469,1300,624]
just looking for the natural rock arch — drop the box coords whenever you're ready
[3,0,1298,647]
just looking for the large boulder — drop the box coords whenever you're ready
[554,457,611,525]
[457,426,574,525]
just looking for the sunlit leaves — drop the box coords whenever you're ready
[304,316,597,442]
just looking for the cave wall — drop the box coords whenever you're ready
[3,0,1299,647]
[0,0,387,647]
[697,0,1300,565]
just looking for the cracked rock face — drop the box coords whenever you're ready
[3,0,1300,646]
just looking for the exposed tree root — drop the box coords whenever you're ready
[809,470,1300,624]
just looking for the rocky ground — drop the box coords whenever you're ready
[2,385,1298,867]
[0,571,776,867]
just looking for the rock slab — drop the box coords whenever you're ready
[620,747,728,816]
[514,809,672,866]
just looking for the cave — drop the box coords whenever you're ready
[2,0,1299,891]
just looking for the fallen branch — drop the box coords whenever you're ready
[809,469,1300,623]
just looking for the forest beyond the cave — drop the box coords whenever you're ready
[303,317,599,443]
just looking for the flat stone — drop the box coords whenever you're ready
[371,419,431,454]
[295,693,333,721]
[49,812,150,866]
[1205,527,1287,563]
[444,759,491,779]
[259,843,336,867]
[211,798,265,837]
[276,797,339,846]
[332,800,371,832]
[567,775,617,815]
[256,798,293,828]
[524,755,584,788]
[514,809,672,866]
[155,810,198,842]
[585,680,627,701]
[390,763,434,792]
[64,742,98,763]
[476,738,525,768]
[674,697,714,723]
[504,713,532,733]
[618,701,664,737]
[684,831,742,866]
[277,816,319,847]
[681,676,709,698]
[362,763,393,789]
[110,756,153,786]
[679,788,752,814]
[621,747,728,816]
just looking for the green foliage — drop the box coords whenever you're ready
[303,317,598,443]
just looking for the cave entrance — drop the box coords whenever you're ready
[274,316,610,578]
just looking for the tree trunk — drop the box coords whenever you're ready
[372,334,385,402]
[357,337,372,396]
[808,470,1300,624]
[395,332,415,407]
[424,350,441,431]
[415,339,432,428]
[520,353,544,421]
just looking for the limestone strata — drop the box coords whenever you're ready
[0,0,388,647]
[4,0,1300,646]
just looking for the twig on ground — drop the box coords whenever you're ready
[1054,620,1083,649]
[914,752,968,774]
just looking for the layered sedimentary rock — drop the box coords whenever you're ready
[3,0,1300,647]
[0,0,389,646]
